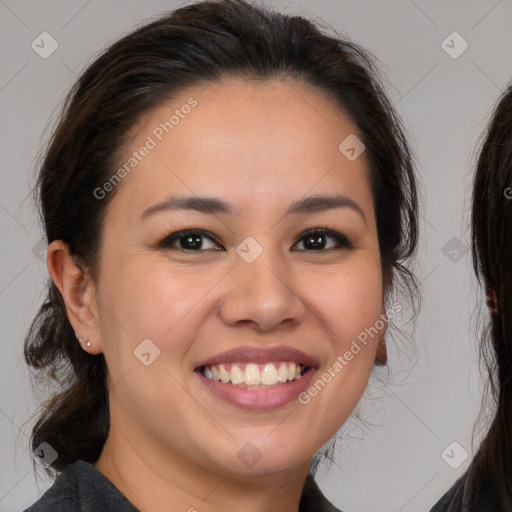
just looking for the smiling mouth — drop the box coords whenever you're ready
[199,361,309,388]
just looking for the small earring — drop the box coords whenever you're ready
[78,337,91,348]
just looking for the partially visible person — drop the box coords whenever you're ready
[430,84,512,511]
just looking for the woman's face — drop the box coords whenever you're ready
[91,77,385,477]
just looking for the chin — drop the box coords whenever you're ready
[202,436,314,477]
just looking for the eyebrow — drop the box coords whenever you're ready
[141,194,366,223]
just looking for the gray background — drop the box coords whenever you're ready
[1,1,511,511]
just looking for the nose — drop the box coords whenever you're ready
[218,247,306,332]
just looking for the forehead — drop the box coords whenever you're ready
[107,77,373,222]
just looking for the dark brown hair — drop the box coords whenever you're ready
[24,0,419,477]
[467,85,512,509]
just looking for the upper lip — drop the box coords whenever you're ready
[194,346,320,370]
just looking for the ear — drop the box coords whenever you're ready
[486,286,498,315]
[46,240,103,354]
[374,305,388,366]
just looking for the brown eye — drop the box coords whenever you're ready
[158,230,224,251]
[293,228,353,251]
[156,227,353,253]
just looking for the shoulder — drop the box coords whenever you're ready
[429,467,507,512]
[429,473,467,512]
[300,473,344,512]
[23,460,139,512]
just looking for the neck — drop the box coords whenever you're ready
[94,424,312,512]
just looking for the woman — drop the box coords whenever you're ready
[23,1,418,510]
[430,86,512,511]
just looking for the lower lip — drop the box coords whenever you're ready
[196,368,316,410]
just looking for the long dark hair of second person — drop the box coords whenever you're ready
[469,84,512,510]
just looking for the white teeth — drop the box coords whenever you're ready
[211,366,221,381]
[277,363,288,383]
[287,362,296,381]
[260,364,278,385]
[219,363,230,383]
[230,364,244,385]
[244,363,260,385]
[202,361,306,386]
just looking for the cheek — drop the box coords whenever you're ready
[95,262,211,401]
[303,258,383,343]
[99,259,219,347]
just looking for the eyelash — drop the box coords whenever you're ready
[156,226,354,253]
